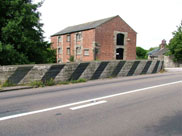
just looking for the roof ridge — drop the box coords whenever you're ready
[68,15,117,28]
[51,15,118,36]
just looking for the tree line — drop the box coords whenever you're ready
[0,0,56,65]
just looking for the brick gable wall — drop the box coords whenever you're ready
[95,16,136,60]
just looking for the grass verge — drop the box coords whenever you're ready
[30,78,87,88]
[2,80,15,87]
[59,78,87,85]
[0,81,2,90]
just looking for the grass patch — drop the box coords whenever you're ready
[2,80,15,87]
[59,81,70,85]
[30,80,44,88]
[71,78,87,83]
[0,81,2,90]
[44,78,55,86]
[30,78,56,88]
[59,78,87,85]
[13,78,87,89]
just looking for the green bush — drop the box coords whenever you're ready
[69,55,74,62]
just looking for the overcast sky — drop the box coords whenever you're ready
[34,0,182,49]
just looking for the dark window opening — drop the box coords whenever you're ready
[116,48,124,60]
[117,33,124,45]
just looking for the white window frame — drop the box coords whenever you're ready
[84,49,89,56]
[76,47,81,55]
[58,36,62,43]
[76,33,82,41]
[67,47,70,55]
[58,47,62,54]
[67,35,71,42]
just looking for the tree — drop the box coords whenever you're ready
[0,0,56,65]
[168,21,182,62]
[136,46,147,59]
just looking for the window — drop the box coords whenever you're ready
[67,47,70,55]
[84,49,89,56]
[58,36,62,42]
[117,33,125,45]
[67,35,70,42]
[76,47,81,55]
[58,47,62,54]
[76,33,81,41]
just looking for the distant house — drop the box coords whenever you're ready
[148,39,168,60]
[51,15,137,63]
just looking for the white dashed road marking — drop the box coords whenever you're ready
[0,80,182,121]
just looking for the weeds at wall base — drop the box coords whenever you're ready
[0,82,2,90]
[30,78,87,88]
[2,80,15,87]
[59,78,87,85]
[30,80,45,88]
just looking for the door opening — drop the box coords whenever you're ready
[116,48,124,60]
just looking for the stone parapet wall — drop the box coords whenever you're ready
[164,56,182,68]
[0,60,163,85]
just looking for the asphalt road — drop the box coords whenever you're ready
[0,72,182,136]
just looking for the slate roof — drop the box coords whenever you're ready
[147,48,160,55]
[52,16,118,36]
[148,48,168,57]
[152,48,168,56]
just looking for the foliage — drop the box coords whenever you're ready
[0,81,2,90]
[30,80,44,88]
[70,78,87,83]
[44,78,55,86]
[59,78,87,85]
[136,46,147,59]
[168,21,182,62]
[69,55,74,62]
[2,80,15,87]
[0,0,56,65]
[30,78,56,87]
[59,81,70,85]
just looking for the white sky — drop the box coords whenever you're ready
[34,0,182,49]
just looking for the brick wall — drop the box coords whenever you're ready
[95,16,136,60]
[51,29,95,63]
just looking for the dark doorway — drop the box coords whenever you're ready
[117,33,124,45]
[116,48,124,60]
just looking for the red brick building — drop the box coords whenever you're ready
[51,15,136,63]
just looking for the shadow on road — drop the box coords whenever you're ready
[146,111,182,136]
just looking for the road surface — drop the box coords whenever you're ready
[0,72,182,136]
